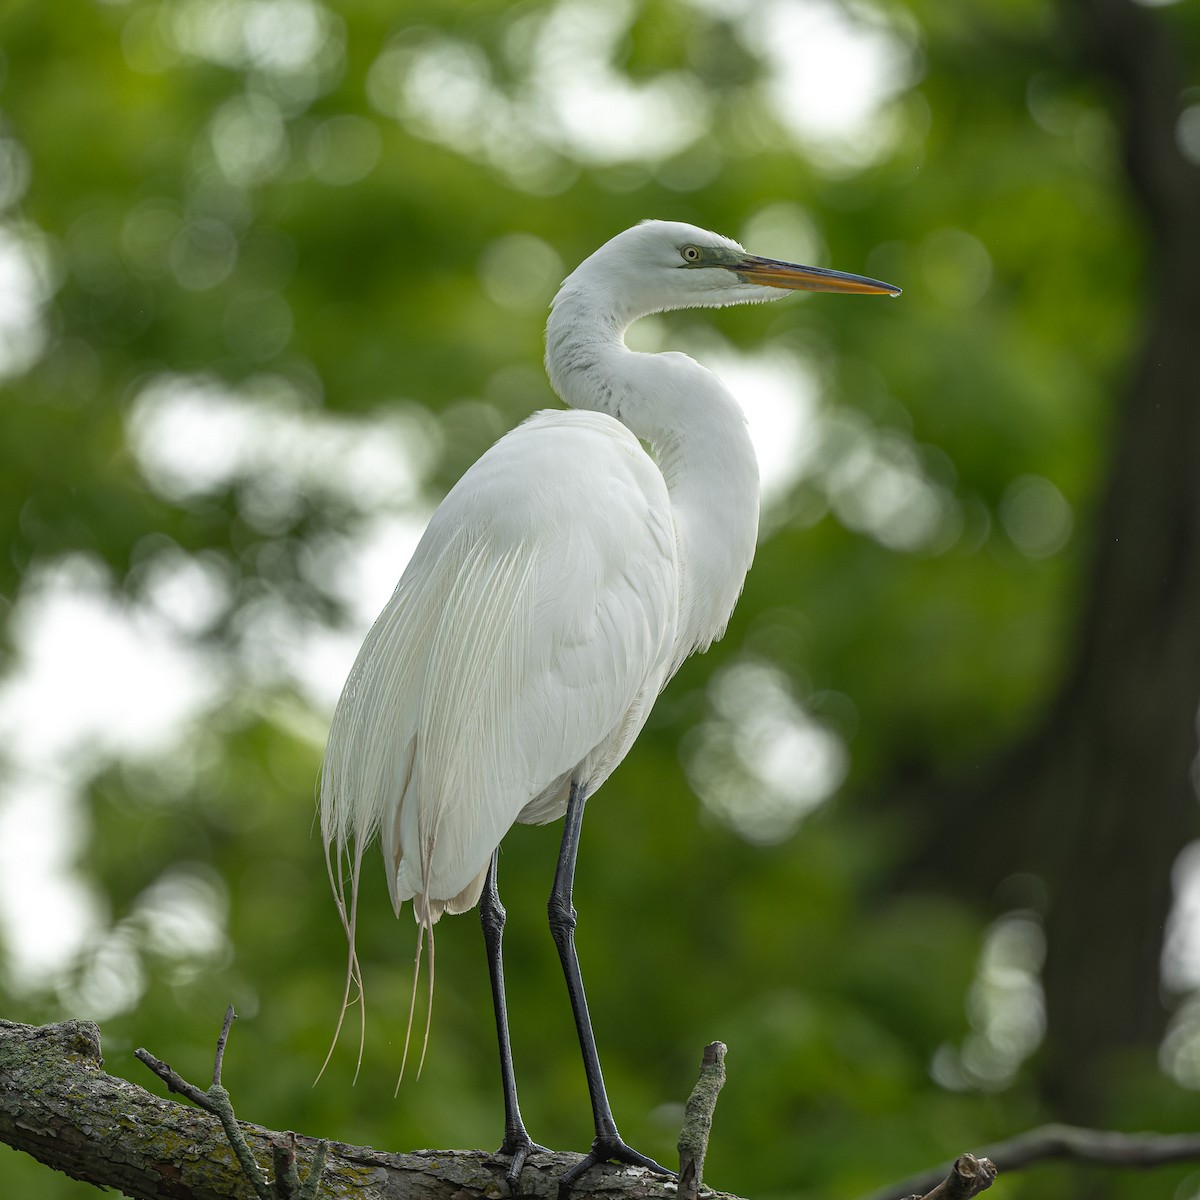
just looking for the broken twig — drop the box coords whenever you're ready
[908,1153,997,1200]
[678,1041,728,1200]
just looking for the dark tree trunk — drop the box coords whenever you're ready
[1034,0,1200,1118]
[899,0,1200,1130]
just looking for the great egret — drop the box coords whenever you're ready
[320,219,899,1194]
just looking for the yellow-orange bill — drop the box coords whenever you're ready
[733,254,901,296]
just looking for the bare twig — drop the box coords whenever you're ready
[136,1007,328,1200]
[133,1045,213,1110]
[213,1002,236,1087]
[908,1153,996,1200]
[677,1041,727,1200]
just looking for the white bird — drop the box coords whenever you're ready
[320,219,899,1195]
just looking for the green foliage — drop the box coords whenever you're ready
[1,0,1198,1197]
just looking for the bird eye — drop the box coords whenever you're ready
[680,245,701,264]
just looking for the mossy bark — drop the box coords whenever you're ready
[0,1018,698,1200]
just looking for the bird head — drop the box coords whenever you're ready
[557,219,900,320]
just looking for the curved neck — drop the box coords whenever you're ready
[545,289,760,660]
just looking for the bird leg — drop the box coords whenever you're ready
[481,849,546,1192]
[548,781,673,1199]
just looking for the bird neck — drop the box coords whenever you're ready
[545,290,760,661]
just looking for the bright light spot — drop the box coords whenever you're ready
[1176,105,1200,168]
[685,660,847,844]
[739,202,824,268]
[126,372,439,707]
[48,864,231,1016]
[305,510,432,628]
[168,0,252,67]
[686,334,958,552]
[479,233,564,312]
[133,865,230,965]
[235,599,346,710]
[165,0,344,112]
[1,372,441,997]
[0,557,223,764]
[824,412,958,553]
[139,547,233,636]
[533,0,710,164]
[127,372,437,516]
[738,0,913,170]
[0,222,58,379]
[0,556,226,990]
[210,91,289,188]
[65,927,146,1020]
[0,776,100,990]
[999,475,1073,559]
[932,912,1046,1091]
[167,0,338,75]
[693,341,823,514]
[382,36,491,153]
[243,0,323,73]
[368,0,710,189]
[1163,842,1200,993]
[370,33,571,193]
[285,513,430,712]
[921,228,993,308]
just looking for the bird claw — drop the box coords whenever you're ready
[556,1136,674,1199]
[498,1132,550,1195]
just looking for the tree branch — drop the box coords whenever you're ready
[133,1004,327,1200]
[982,1124,1200,1172]
[0,1017,706,1200]
[863,1123,1200,1200]
[9,1017,1197,1200]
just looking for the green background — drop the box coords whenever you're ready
[1,0,1198,1197]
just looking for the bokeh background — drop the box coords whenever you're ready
[2,0,1199,1197]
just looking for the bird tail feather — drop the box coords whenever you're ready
[317,528,534,1082]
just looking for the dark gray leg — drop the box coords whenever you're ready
[481,848,544,1192]
[548,781,672,1198]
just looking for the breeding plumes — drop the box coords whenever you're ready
[320,220,899,1195]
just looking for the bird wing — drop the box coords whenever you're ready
[320,409,678,920]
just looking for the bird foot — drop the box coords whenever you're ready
[498,1131,550,1195]
[556,1135,674,1199]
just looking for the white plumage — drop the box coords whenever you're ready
[323,409,680,918]
[318,219,898,1194]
